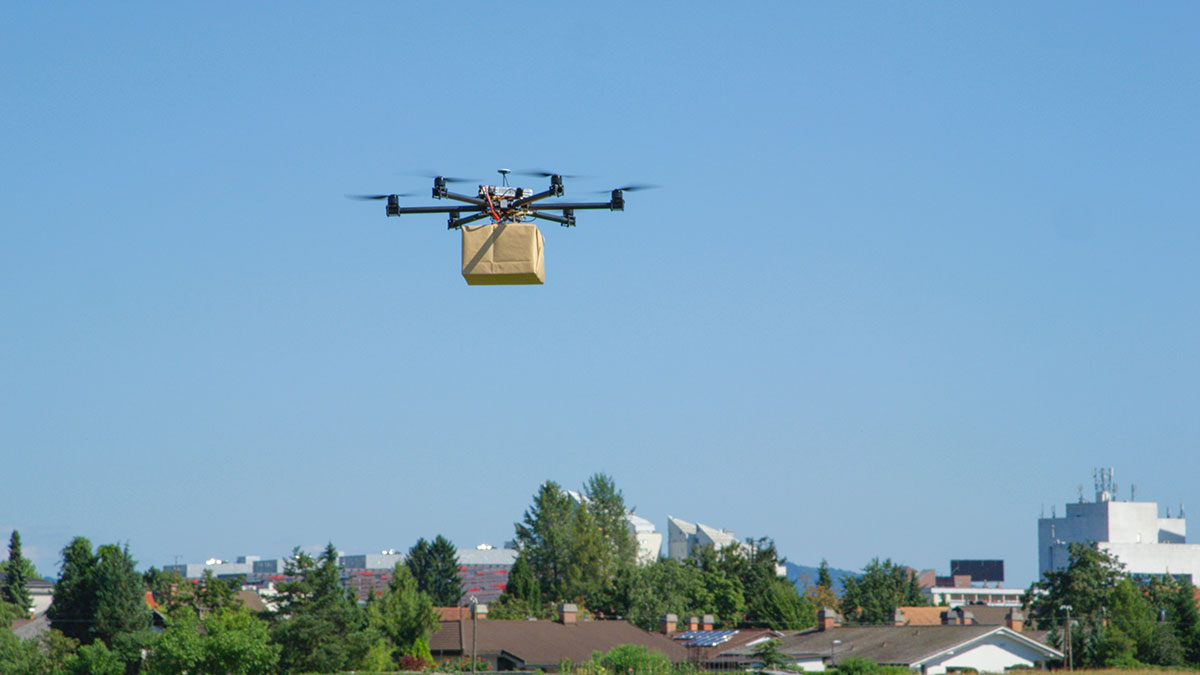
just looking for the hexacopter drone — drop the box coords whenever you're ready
[350,169,654,229]
[349,169,655,285]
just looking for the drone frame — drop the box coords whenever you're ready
[383,173,625,229]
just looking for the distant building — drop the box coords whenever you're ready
[666,516,748,561]
[913,560,1022,607]
[1038,469,1200,581]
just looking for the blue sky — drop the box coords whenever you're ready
[3,3,1198,588]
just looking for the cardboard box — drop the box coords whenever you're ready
[461,223,545,285]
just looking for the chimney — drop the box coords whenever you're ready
[702,615,715,631]
[893,608,907,626]
[661,613,677,635]
[688,616,700,632]
[473,603,488,621]
[559,603,577,625]
[1005,608,1024,632]
[817,607,841,631]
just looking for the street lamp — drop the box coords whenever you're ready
[830,639,842,670]
[470,595,479,675]
[1059,605,1073,671]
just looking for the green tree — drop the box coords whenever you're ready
[91,543,151,644]
[514,481,576,601]
[74,638,129,675]
[202,608,281,674]
[839,558,926,625]
[48,537,100,643]
[595,643,672,675]
[1,531,33,616]
[582,473,638,579]
[1024,542,1125,629]
[367,562,439,664]
[270,544,374,674]
[803,559,840,611]
[752,638,797,673]
[608,559,713,631]
[492,554,544,619]
[408,535,462,606]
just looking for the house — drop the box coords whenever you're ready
[715,609,1061,674]
[429,603,688,671]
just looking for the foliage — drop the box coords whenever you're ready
[74,639,127,675]
[91,543,152,643]
[839,558,926,625]
[366,562,440,667]
[1025,542,1125,629]
[751,638,796,673]
[407,535,462,607]
[270,543,374,674]
[47,537,150,646]
[515,480,579,602]
[2,530,33,615]
[48,537,99,643]
[802,559,839,611]
[594,643,672,675]
[583,473,638,580]
[492,554,544,619]
[514,475,639,607]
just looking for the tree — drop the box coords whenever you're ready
[48,537,99,643]
[270,544,374,674]
[582,473,638,579]
[407,535,462,606]
[607,558,713,631]
[367,562,439,665]
[752,638,797,673]
[594,643,672,675]
[1,531,33,616]
[803,559,840,611]
[514,481,577,601]
[839,558,926,625]
[492,554,543,619]
[91,543,151,644]
[1025,542,1125,629]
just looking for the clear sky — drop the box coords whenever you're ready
[3,3,1198,589]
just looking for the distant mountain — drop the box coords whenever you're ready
[784,561,859,593]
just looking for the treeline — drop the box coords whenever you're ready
[1025,542,1200,668]
[492,474,816,631]
[0,534,461,674]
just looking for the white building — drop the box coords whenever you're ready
[1038,470,1198,580]
[667,516,749,561]
[625,513,663,565]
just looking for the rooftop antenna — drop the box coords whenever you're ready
[1131,484,1137,501]
[1181,503,1186,519]
[1078,484,1085,503]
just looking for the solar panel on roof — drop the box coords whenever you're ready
[672,630,738,647]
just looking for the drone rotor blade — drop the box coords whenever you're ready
[516,169,587,179]
[593,184,660,193]
[345,192,415,200]
[407,172,480,184]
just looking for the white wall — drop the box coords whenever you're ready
[919,635,1053,674]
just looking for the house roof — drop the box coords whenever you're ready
[430,619,689,668]
[895,605,1013,626]
[721,625,1061,666]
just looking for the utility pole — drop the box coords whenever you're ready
[471,595,478,675]
[1060,605,1073,671]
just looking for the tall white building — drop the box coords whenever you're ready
[666,516,748,561]
[1038,469,1197,580]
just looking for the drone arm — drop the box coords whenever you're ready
[438,191,488,207]
[447,211,491,230]
[528,210,575,227]
[511,188,561,209]
[389,204,485,216]
[528,201,618,211]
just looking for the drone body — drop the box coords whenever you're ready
[352,170,652,285]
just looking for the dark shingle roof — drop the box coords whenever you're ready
[431,619,688,668]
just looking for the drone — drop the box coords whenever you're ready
[349,169,655,228]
